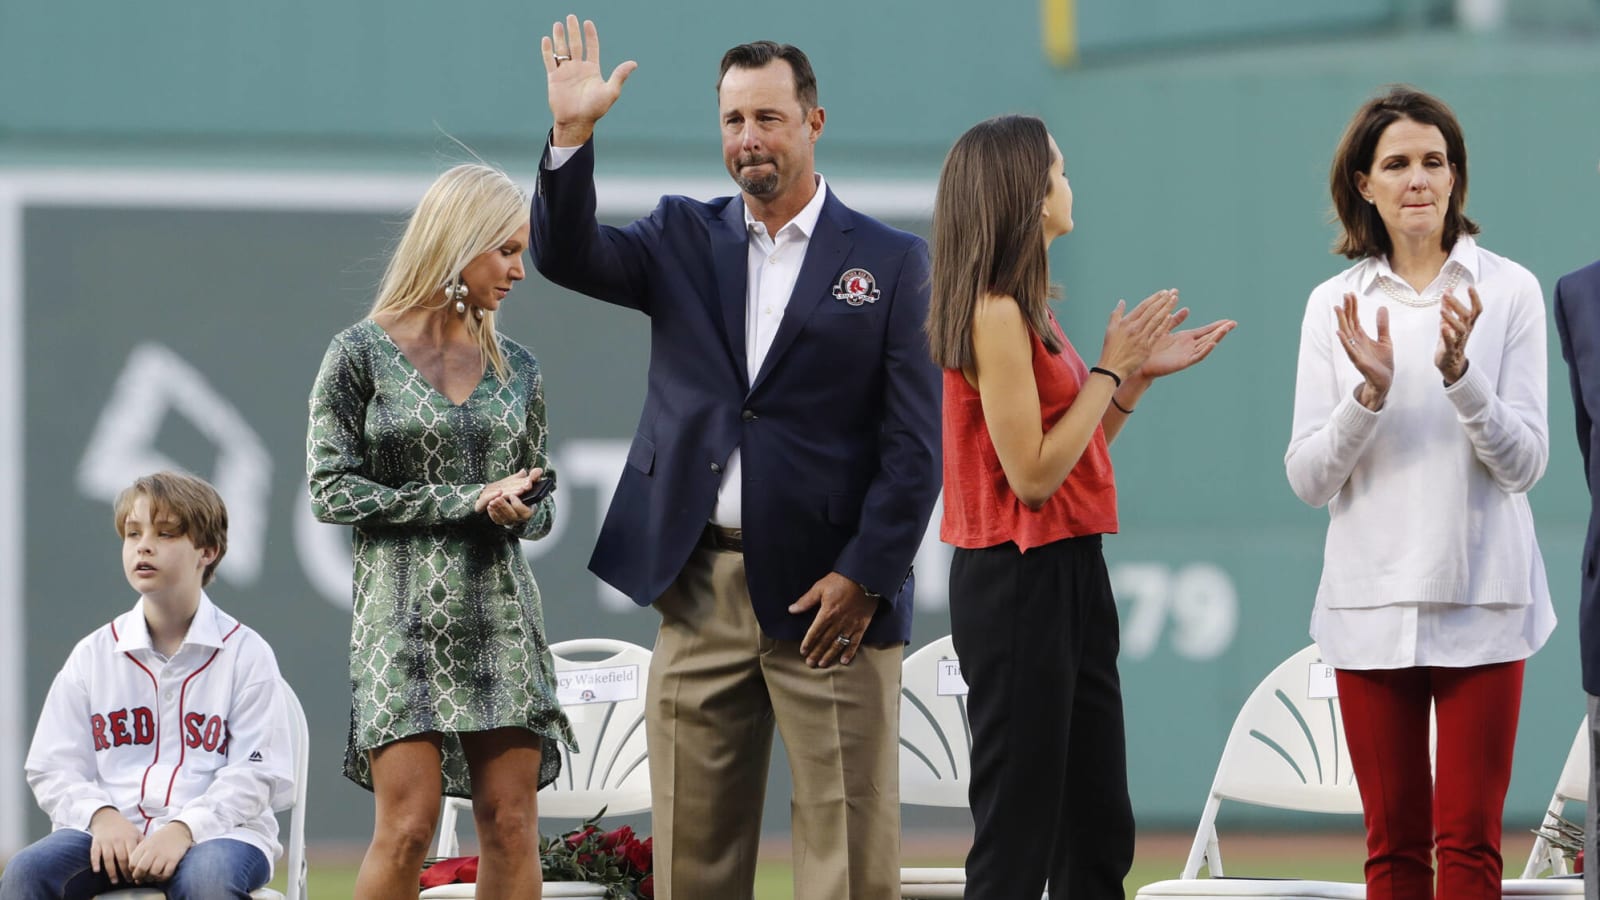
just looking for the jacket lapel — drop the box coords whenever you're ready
[749,191,854,394]
[711,199,750,369]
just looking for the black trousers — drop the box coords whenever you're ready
[949,535,1135,900]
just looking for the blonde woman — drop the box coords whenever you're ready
[307,163,574,900]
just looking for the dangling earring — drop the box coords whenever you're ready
[444,280,468,314]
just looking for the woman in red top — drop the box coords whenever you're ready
[926,114,1234,899]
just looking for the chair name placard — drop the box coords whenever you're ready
[936,659,969,696]
[556,664,641,705]
[1307,662,1338,699]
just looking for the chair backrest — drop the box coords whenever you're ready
[1178,644,1361,879]
[434,638,652,857]
[1551,717,1590,806]
[540,638,652,819]
[278,679,310,900]
[1520,716,1590,878]
[898,636,971,809]
[1208,643,1360,813]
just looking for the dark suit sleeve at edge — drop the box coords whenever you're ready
[831,238,942,603]
[1556,275,1593,486]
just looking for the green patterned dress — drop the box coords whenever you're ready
[306,318,574,795]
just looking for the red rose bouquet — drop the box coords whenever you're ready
[540,810,654,899]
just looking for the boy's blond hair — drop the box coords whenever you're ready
[113,471,229,586]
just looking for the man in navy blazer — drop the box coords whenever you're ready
[1554,217,1600,900]
[529,17,941,900]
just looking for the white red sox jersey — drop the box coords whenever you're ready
[24,593,295,871]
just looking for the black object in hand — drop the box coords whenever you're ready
[518,476,555,506]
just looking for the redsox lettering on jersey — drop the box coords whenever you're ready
[89,706,232,755]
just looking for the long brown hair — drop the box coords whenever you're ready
[927,114,1061,370]
[1329,85,1479,260]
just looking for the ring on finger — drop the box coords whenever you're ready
[553,53,572,64]
[835,634,852,647]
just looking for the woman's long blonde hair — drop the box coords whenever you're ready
[370,163,526,380]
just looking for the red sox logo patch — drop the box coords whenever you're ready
[831,268,880,306]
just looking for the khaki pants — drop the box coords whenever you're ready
[646,540,903,900]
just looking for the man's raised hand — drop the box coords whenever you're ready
[543,15,637,147]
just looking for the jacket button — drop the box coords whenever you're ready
[710,462,723,474]
[741,409,757,422]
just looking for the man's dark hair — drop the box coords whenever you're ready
[717,41,818,110]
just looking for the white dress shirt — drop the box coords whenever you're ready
[24,593,296,872]
[1285,236,1555,669]
[544,144,829,527]
[709,176,829,527]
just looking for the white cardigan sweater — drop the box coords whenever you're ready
[1285,236,1554,669]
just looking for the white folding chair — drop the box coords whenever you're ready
[898,635,971,899]
[1135,644,1366,899]
[1502,716,1589,897]
[420,638,652,899]
[95,678,310,900]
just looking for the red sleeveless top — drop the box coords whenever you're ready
[940,314,1118,551]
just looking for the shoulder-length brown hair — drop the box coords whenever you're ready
[927,114,1062,370]
[1329,84,1480,260]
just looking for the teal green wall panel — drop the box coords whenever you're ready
[1077,0,1401,54]
[1,0,1047,172]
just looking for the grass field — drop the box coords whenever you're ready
[6,829,1548,896]
[260,830,1394,897]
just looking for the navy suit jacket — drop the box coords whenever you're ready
[1554,258,1600,694]
[530,139,942,644]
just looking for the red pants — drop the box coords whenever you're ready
[1335,661,1524,900]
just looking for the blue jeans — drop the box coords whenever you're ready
[0,829,269,900]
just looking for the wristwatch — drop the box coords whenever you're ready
[857,580,885,605]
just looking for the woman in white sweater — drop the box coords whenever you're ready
[1285,85,1553,900]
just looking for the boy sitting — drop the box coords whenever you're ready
[0,471,294,900]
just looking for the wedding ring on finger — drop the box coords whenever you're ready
[835,635,852,647]
[553,53,572,65]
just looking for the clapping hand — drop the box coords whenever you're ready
[543,15,637,146]
[1334,292,1393,410]
[1435,286,1481,385]
[1139,313,1236,379]
[1095,289,1181,383]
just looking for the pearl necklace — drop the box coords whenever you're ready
[1376,266,1461,308]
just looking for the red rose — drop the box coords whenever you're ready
[600,824,634,851]
[565,825,599,849]
[638,874,655,899]
[621,837,652,873]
